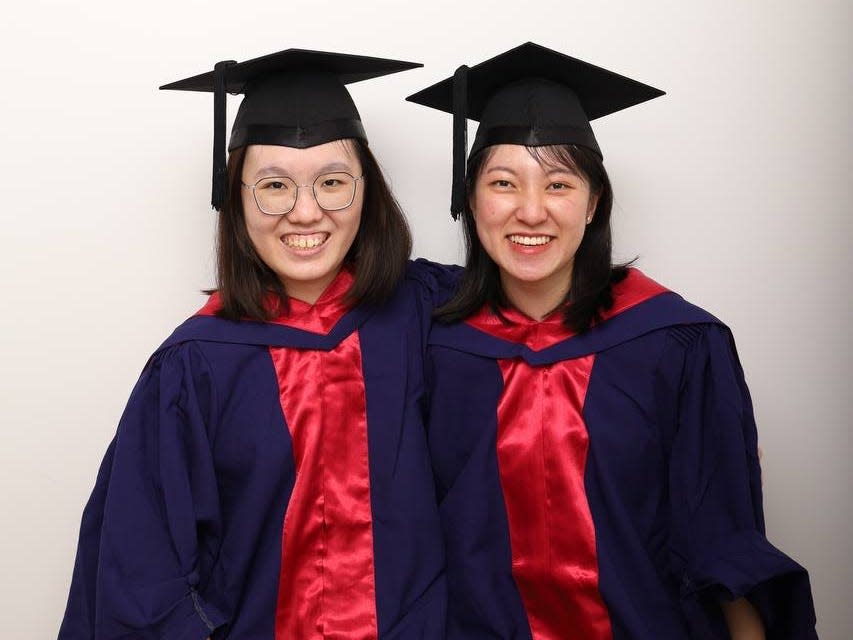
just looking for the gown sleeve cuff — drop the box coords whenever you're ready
[681,529,817,638]
[156,588,229,640]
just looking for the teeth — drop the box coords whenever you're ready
[284,234,326,249]
[509,235,552,246]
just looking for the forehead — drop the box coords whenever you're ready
[243,139,360,174]
[483,144,532,166]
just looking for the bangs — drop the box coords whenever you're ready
[526,144,585,179]
[332,137,358,157]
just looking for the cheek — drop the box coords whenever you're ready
[561,196,594,231]
[580,191,596,220]
[343,196,364,239]
[480,192,520,224]
[242,196,260,232]
[344,213,361,245]
[241,189,256,217]
[474,205,510,247]
[474,217,504,263]
[565,216,588,250]
[244,208,279,246]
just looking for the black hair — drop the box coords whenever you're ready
[434,144,629,332]
[210,139,412,321]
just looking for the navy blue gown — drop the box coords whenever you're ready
[426,268,817,639]
[59,262,448,639]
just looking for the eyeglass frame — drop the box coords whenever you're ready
[240,172,365,216]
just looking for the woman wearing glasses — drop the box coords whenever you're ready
[409,43,817,639]
[59,50,449,640]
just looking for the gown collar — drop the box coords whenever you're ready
[196,266,355,335]
[465,268,670,351]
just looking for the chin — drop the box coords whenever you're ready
[280,258,341,283]
[504,263,555,284]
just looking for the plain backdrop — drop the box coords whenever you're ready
[0,0,850,637]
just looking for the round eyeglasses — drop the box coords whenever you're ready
[241,172,364,215]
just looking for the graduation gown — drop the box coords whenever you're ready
[426,268,817,639]
[59,262,447,640]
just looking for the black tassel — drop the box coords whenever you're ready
[450,64,469,220]
[212,60,236,212]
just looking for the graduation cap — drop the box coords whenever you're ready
[160,49,422,211]
[406,42,665,218]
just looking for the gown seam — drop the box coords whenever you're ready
[190,588,217,631]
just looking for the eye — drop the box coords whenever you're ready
[322,178,342,187]
[258,178,290,191]
[491,179,513,189]
[548,181,573,191]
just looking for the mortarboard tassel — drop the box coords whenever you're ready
[450,64,469,220]
[212,60,236,211]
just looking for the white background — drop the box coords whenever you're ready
[0,0,850,637]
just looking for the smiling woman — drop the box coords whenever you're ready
[215,135,409,316]
[409,42,818,640]
[468,144,601,322]
[241,142,364,303]
[58,48,452,640]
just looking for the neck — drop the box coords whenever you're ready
[285,270,341,306]
[501,270,571,321]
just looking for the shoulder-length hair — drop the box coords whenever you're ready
[434,144,629,333]
[211,139,412,321]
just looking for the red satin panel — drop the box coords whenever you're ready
[497,356,613,640]
[606,268,668,317]
[270,330,378,639]
[196,267,354,334]
[466,268,668,351]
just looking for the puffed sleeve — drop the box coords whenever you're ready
[407,259,463,305]
[58,343,228,640]
[665,324,817,639]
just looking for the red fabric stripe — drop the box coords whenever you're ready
[497,356,613,640]
[466,268,668,351]
[270,331,378,639]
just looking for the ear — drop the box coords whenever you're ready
[586,191,599,224]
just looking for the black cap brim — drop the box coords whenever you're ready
[161,48,421,94]
[406,42,663,121]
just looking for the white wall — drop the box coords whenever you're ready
[0,0,849,637]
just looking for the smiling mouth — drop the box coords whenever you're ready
[281,233,329,249]
[508,234,553,246]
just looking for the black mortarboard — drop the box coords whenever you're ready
[161,49,422,211]
[406,42,665,218]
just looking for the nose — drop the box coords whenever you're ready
[286,186,325,224]
[513,190,549,226]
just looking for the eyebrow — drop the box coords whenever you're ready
[545,166,580,178]
[317,161,355,174]
[254,161,354,178]
[253,165,289,177]
[485,166,518,176]
[484,165,579,178]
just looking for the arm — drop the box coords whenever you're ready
[665,323,816,639]
[721,598,766,640]
[59,344,227,639]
